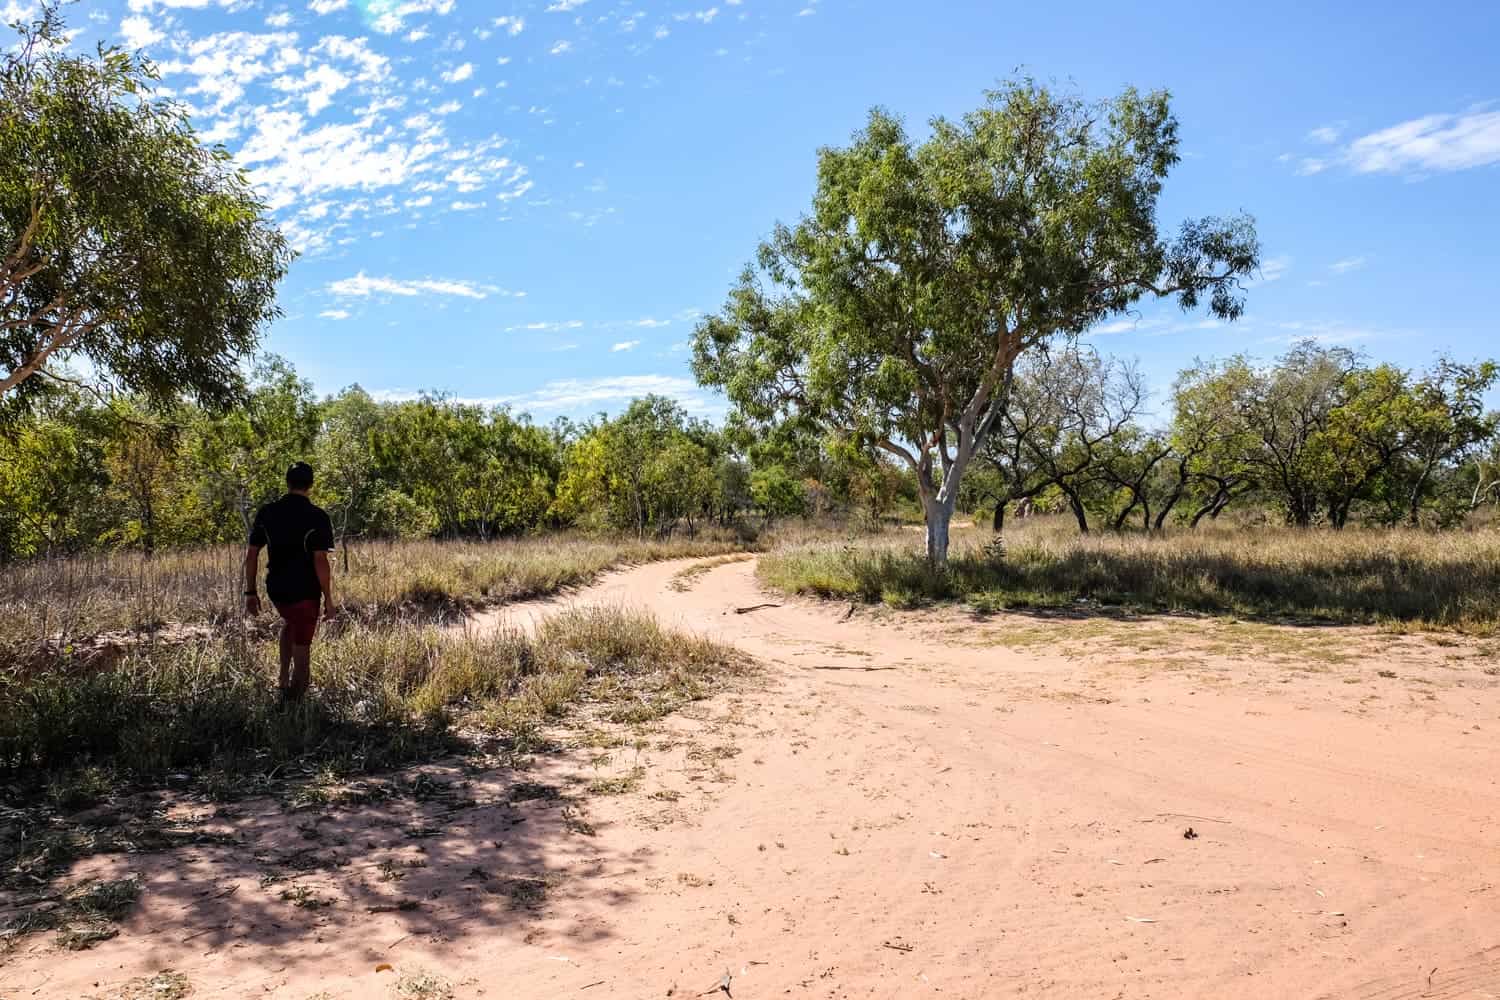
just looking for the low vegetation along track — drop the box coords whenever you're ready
[11,555,1500,999]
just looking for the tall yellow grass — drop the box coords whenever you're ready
[0,532,750,655]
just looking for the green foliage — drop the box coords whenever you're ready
[0,5,291,411]
[749,464,806,523]
[554,395,719,537]
[694,78,1258,562]
[962,341,1500,534]
[1175,343,1500,528]
[0,396,111,557]
[370,395,558,539]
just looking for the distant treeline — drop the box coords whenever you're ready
[963,341,1499,533]
[0,357,911,561]
[1,342,1496,561]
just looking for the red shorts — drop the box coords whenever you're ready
[274,599,321,645]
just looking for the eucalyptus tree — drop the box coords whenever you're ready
[693,80,1258,563]
[0,5,289,412]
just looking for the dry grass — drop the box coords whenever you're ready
[759,516,1500,633]
[0,607,746,906]
[668,553,755,591]
[0,532,752,658]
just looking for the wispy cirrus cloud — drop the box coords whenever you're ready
[367,375,721,417]
[328,272,509,299]
[507,375,717,414]
[506,320,583,332]
[1254,255,1292,284]
[1289,106,1500,178]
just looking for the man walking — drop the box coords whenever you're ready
[244,462,336,701]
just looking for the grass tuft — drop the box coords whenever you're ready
[0,532,755,662]
[0,605,743,914]
[759,518,1500,632]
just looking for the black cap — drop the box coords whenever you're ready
[287,462,314,490]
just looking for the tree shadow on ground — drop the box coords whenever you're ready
[1,747,640,990]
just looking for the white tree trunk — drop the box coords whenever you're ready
[924,495,954,565]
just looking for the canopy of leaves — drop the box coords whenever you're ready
[553,396,721,537]
[693,79,1259,521]
[0,6,291,413]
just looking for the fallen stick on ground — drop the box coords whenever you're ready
[734,603,780,614]
[1155,812,1232,825]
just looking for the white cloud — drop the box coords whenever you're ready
[492,16,524,35]
[1293,107,1500,178]
[329,272,501,299]
[155,30,303,113]
[1330,256,1367,274]
[504,375,716,414]
[319,308,351,320]
[674,7,719,23]
[1345,107,1500,174]
[1257,255,1292,283]
[611,340,641,352]
[309,0,347,12]
[362,0,455,34]
[549,39,572,55]
[546,0,587,10]
[272,62,353,116]
[440,61,473,83]
[1091,317,1166,336]
[449,199,484,211]
[506,320,583,331]
[120,14,166,48]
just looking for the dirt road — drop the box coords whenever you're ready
[6,556,1500,998]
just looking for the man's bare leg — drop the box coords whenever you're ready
[278,623,293,693]
[288,644,312,699]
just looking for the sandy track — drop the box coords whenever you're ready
[5,556,1500,999]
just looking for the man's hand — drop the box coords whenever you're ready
[322,600,338,623]
[245,594,262,617]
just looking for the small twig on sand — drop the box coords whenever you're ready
[840,603,856,622]
[734,604,780,615]
[1155,812,1232,825]
[581,981,606,990]
[882,940,915,952]
[698,969,733,997]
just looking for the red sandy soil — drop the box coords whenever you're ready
[3,556,1499,999]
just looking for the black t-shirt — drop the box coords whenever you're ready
[248,494,335,604]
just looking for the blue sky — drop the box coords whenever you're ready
[44,0,1500,420]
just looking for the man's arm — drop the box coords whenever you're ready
[243,546,263,615]
[314,551,334,619]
